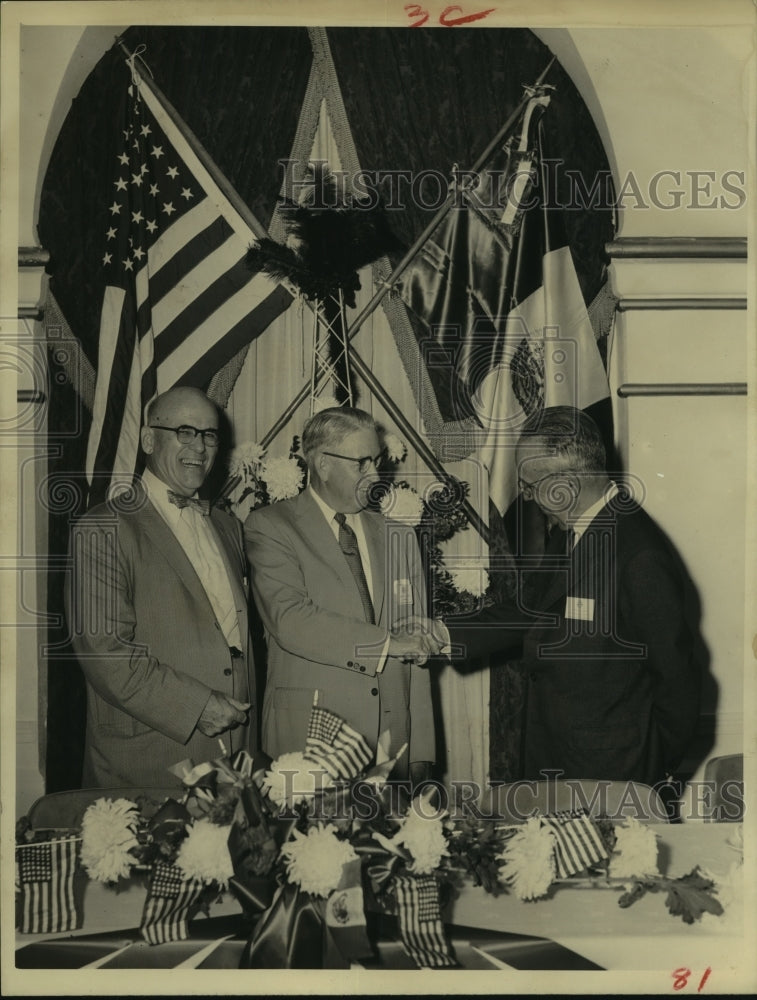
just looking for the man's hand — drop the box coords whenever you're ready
[196,691,250,737]
[388,630,432,665]
[391,616,447,661]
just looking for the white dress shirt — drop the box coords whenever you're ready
[568,482,620,549]
[142,468,242,649]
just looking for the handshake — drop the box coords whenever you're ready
[388,616,448,666]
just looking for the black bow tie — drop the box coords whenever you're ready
[167,490,210,515]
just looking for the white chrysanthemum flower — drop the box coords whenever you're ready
[608,817,659,878]
[498,817,556,900]
[447,565,490,598]
[383,432,407,463]
[262,752,335,807]
[699,860,743,925]
[261,455,305,501]
[228,441,266,477]
[379,484,424,526]
[175,819,234,888]
[80,797,140,883]
[280,824,358,898]
[392,793,449,874]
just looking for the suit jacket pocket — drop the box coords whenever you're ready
[91,695,153,737]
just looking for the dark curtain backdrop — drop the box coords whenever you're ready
[38,27,613,790]
[328,27,614,305]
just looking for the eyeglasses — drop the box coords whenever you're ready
[518,470,571,500]
[150,424,220,447]
[321,448,387,474]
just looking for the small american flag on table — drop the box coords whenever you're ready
[304,694,373,780]
[16,836,82,934]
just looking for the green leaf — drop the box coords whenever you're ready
[663,868,725,924]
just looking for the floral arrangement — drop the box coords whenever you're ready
[376,449,495,616]
[17,700,732,964]
[220,436,306,521]
[497,814,728,924]
[21,700,728,969]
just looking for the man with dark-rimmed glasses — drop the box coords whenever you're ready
[245,406,436,785]
[66,386,255,787]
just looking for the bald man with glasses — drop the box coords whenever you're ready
[245,406,436,785]
[65,386,255,787]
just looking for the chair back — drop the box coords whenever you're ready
[702,754,744,822]
[484,779,669,824]
[25,787,181,830]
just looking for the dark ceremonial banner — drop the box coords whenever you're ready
[16,913,603,971]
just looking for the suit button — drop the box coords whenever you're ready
[371,687,378,696]
[224,668,232,676]
[359,665,366,673]
[347,660,353,667]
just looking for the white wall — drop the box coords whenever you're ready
[9,19,752,808]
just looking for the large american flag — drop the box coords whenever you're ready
[86,57,292,506]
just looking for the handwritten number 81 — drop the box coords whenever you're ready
[672,967,712,992]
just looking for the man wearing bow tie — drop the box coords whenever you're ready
[66,387,254,787]
[245,407,435,784]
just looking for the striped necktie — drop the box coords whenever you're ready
[334,513,375,624]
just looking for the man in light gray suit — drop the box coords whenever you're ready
[245,407,436,784]
[66,387,254,788]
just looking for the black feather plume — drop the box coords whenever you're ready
[246,164,404,307]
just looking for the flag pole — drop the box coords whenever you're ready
[116,38,270,242]
[343,56,556,341]
[260,59,556,542]
[118,35,551,543]
[262,61,556,452]
[348,347,491,542]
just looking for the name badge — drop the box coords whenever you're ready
[565,596,594,622]
[394,578,413,605]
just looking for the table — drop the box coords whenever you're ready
[13,823,748,977]
[448,822,745,972]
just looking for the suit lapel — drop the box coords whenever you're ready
[294,490,356,597]
[537,500,622,612]
[134,500,215,616]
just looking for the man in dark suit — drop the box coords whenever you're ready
[245,407,435,784]
[442,406,701,786]
[65,387,255,787]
